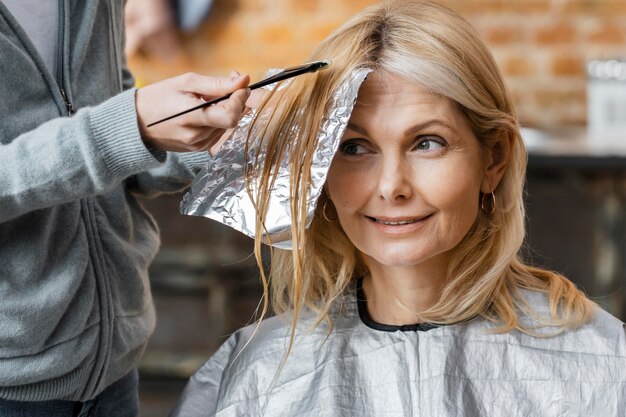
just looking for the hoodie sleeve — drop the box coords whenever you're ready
[0,88,164,223]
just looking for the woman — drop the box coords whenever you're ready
[171,1,626,416]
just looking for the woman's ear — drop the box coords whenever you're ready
[481,131,512,193]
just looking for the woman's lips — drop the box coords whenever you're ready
[365,214,433,233]
[373,218,421,225]
[367,215,431,224]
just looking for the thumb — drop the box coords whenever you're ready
[186,72,250,100]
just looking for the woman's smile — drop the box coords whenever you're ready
[365,214,433,235]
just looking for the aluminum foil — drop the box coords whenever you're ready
[180,68,372,249]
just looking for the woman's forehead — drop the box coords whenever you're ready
[352,71,464,124]
[356,71,450,108]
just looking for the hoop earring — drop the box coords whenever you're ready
[481,191,496,215]
[322,200,337,222]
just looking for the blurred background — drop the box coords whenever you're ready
[125,0,626,415]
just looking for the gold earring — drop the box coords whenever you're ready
[481,191,496,215]
[322,200,337,222]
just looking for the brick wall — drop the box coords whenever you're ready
[128,0,626,128]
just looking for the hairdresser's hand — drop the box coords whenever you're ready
[136,71,251,152]
[206,88,269,155]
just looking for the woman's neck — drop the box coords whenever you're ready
[362,258,448,325]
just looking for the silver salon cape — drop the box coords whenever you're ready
[170,284,626,417]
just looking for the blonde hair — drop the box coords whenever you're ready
[247,0,594,340]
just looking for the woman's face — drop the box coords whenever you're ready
[326,72,487,270]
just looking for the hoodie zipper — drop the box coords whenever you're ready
[57,0,74,116]
[55,2,113,399]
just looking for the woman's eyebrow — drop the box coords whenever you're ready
[404,119,456,136]
[346,122,369,136]
[346,119,457,138]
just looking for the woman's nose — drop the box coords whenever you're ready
[376,155,413,201]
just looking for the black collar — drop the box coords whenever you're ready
[356,277,439,332]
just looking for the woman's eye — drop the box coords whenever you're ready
[339,141,368,155]
[415,137,445,151]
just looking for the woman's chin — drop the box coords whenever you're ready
[366,250,433,269]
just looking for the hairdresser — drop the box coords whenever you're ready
[0,1,250,416]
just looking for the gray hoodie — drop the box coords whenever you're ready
[0,0,208,401]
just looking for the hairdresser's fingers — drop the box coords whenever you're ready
[197,88,250,129]
[184,72,250,100]
[202,87,265,153]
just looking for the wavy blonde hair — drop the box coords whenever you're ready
[246,0,594,339]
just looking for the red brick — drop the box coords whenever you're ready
[502,56,536,77]
[550,55,585,77]
[534,87,586,108]
[445,0,549,15]
[562,0,626,15]
[586,25,626,45]
[339,0,380,11]
[305,21,344,43]
[534,23,577,44]
[250,41,310,67]
[443,0,503,15]
[258,22,296,44]
[290,0,319,13]
[508,1,550,14]
[197,20,246,43]
[484,26,524,45]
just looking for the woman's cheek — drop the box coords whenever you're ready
[328,164,365,207]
